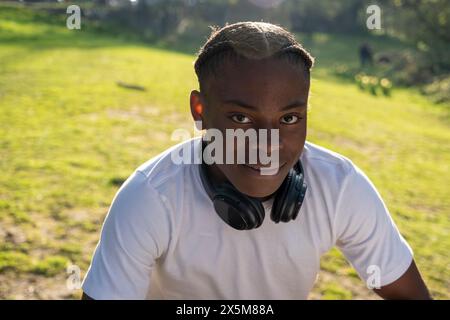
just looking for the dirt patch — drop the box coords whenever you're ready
[309,270,380,300]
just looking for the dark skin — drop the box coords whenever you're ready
[192,58,309,199]
[82,55,431,300]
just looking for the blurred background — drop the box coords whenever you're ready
[0,0,448,299]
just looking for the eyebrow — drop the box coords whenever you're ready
[223,99,307,112]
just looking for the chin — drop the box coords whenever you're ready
[231,178,282,199]
[221,164,288,198]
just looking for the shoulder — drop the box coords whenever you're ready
[302,141,382,202]
[110,137,202,226]
[102,138,201,245]
[301,141,358,189]
[132,137,200,191]
[300,141,386,230]
[302,141,355,171]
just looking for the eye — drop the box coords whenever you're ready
[230,114,252,124]
[280,114,301,124]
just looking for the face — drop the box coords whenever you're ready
[190,57,309,199]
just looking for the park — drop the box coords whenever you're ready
[0,0,448,300]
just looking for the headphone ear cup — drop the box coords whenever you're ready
[271,170,293,223]
[282,174,304,222]
[271,170,304,223]
[214,183,265,230]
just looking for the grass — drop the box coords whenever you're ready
[0,3,448,299]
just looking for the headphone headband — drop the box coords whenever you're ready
[198,139,307,230]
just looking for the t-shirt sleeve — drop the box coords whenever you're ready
[82,170,171,299]
[334,165,413,287]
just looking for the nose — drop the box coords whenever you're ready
[245,125,283,166]
[247,124,283,153]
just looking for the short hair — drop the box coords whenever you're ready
[194,21,315,91]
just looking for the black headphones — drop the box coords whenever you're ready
[198,143,307,230]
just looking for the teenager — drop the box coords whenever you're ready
[82,22,430,300]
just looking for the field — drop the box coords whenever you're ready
[0,4,448,299]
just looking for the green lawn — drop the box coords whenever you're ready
[0,4,448,299]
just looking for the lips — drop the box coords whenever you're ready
[245,162,285,170]
[244,164,263,172]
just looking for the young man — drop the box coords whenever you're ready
[82,22,431,299]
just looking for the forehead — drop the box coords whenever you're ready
[204,57,310,106]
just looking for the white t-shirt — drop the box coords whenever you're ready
[82,137,413,299]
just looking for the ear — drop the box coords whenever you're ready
[190,90,205,130]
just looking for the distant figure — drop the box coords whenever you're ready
[359,43,373,68]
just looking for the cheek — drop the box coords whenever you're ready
[280,123,307,159]
[217,164,239,182]
[204,117,234,139]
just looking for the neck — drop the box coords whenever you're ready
[204,163,228,186]
[201,139,275,202]
[258,194,275,202]
[205,163,275,202]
